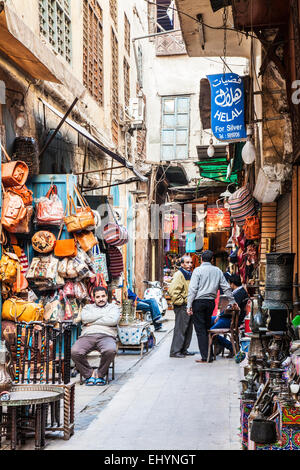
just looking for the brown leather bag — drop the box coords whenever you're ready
[74,231,98,252]
[64,186,95,233]
[1,188,27,229]
[9,185,33,206]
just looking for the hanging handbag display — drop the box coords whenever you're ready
[243,215,260,240]
[26,255,59,281]
[32,231,56,254]
[1,188,27,230]
[107,245,124,278]
[102,222,129,247]
[35,184,64,226]
[54,220,77,258]
[2,298,44,323]
[9,185,33,206]
[91,244,109,281]
[228,185,256,227]
[2,161,29,188]
[8,206,33,234]
[74,230,98,252]
[64,186,95,233]
[0,251,20,284]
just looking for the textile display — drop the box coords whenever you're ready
[185,232,196,253]
[107,246,124,278]
[228,186,256,227]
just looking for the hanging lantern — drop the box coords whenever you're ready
[207,138,215,158]
[242,126,256,164]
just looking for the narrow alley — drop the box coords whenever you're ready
[46,325,242,451]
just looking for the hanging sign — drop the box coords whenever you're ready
[207,73,247,141]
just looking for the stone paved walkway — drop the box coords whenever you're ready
[46,328,243,451]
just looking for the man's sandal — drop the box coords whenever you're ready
[95,377,106,386]
[85,377,96,386]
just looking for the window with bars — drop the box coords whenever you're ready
[157,0,173,32]
[110,0,118,28]
[161,96,190,160]
[124,58,130,108]
[39,0,72,63]
[83,0,104,105]
[124,14,130,56]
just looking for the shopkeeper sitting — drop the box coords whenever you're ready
[71,286,121,386]
[211,274,249,357]
[127,288,163,331]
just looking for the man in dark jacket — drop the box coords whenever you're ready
[211,274,249,356]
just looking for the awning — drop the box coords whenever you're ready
[40,98,148,183]
[195,145,241,184]
[0,2,84,97]
[175,0,250,58]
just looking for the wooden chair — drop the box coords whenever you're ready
[207,308,240,362]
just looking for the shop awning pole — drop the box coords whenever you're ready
[74,165,124,176]
[82,178,139,192]
[38,97,79,159]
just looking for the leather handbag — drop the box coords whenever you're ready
[2,298,44,323]
[54,219,78,258]
[64,186,95,233]
[1,188,27,230]
[36,184,64,226]
[8,206,33,234]
[32,231,56,254]
[0,251,20,284]
[9,185,33,206]
[2,161,29,187]
[74,230,98,252]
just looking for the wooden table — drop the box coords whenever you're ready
[0,388,63,450]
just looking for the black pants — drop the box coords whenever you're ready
[192,299,215,360]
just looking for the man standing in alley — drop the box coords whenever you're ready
[71,286,121,386]
[168,255,195,358]
[187,250,236,363]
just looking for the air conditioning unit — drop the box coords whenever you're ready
[129,97,144,126]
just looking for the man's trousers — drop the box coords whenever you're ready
[170,305,193,356]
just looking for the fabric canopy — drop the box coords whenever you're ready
[40,98,148,183]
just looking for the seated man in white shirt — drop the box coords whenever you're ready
[71,286,121,386]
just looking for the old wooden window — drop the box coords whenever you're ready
[124,14,131,56]
[111,29,119,119]
[111,28,119,144]
[110,0,118,29]
[39,0,72,63]
[83,0,104,105]
[161,96,190,160]
[124,58,130,108]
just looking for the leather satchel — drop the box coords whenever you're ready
[2,298,44,323]
[9,185,33,206]
[1,189,27,229]
[64,186,95,233]
[74,230,98,252]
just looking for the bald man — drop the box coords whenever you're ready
[168,255,195,358]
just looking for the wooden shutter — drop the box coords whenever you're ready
[260,202,277,263]
[276,193,291,252]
